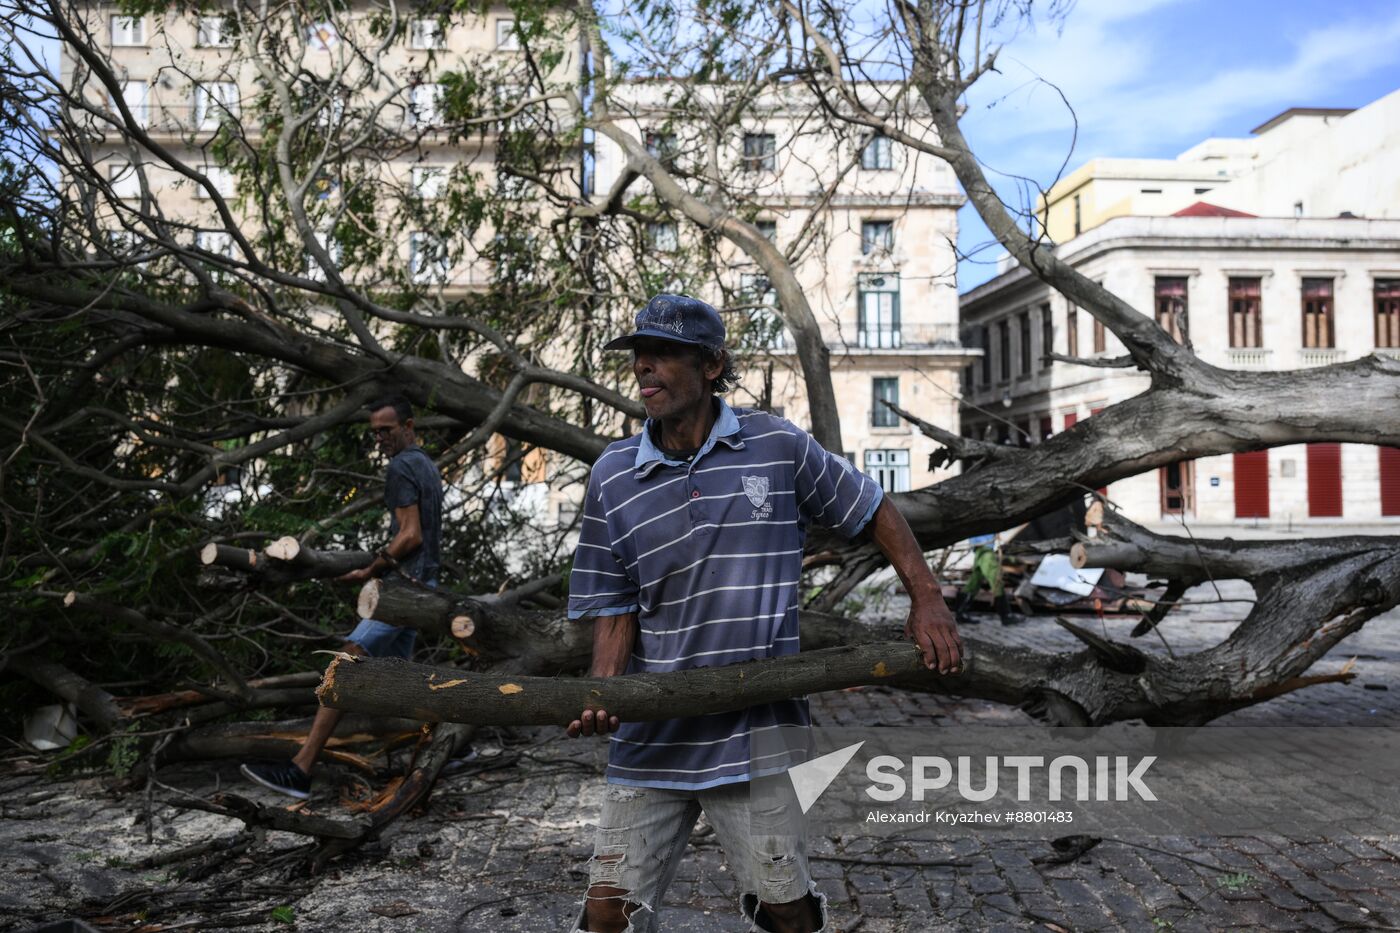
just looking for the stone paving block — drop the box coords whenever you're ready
[1313,868,1377,892]
[847,871,888,894]
[1048,877,1101,908]
[1347,889,1400,924]
[1338,858,1400,887]
[1092,887,1154,927]
[1317,900,1376,925]
[1212,899,1319,930]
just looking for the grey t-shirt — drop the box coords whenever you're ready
[384,445,443,583]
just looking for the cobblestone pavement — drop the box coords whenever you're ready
[5,579,1399,932]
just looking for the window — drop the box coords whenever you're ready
[409,231,449,283]
[1377,280,1400,348]
[496,19,520,49]
[409,18,444,49]
[409,83,444,127]
[861,220,893,256]
[1066,307,1079,357]
[996,319,1010,381]
[1018,311,1032,375]
[1301,278,1334,349]
[304,226,342,282]
[108,162,140,199]
[195,230,233,258]
[1228,277,1263,348]
[111,15,144,45]
[856,273,900,348]
[860,133,892,170]
[871,378,900,427]
[644,130,678,166]
[1154,276,1188,343]
[1073,194,1081,236]
[864,449,910,493]
[194,164,234,198]
[742,133,775,172]
[412,166,446,199]
[314,91,347,130]
[193,82,239,130]
[197,16,232,47]
[646,222,678,252]
[1092,318,1106,354]
[978,325,991,386]
[755,220,777,244]
[1040,304,1053,369]
[740,273,786,349]
[112,80,148,128]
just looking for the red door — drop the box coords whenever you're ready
[1234,450,1270,518]
[1307,444,1342,517]
[1381,447,1400,516]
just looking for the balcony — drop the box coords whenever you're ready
[854,323,962,350]
[1298,348,1347,367]
[1223,347,1272,369]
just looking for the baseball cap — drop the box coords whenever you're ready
[602,294,726,353]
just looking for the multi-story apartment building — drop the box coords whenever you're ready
[593,82,974,494]
[80,3,567,285]
[961,89,1400,530]
[74,8,977,523]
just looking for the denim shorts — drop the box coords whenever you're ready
[566,778,829,933]
[345,618,416,658]
[344,578,433,659]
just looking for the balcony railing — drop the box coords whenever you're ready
[1223,347,1273,369]
[854,323,962,350]
[1298,348,1347,367]
[858,327,901,349]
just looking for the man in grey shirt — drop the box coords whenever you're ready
[242,394,443,799]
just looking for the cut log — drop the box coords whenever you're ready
[319,641,943,725]
[198,539,372,586]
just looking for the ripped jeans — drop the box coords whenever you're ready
[567,779,829,933]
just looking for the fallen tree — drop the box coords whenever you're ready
[324,508,1399,729]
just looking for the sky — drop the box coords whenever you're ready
[955,0,1400,290]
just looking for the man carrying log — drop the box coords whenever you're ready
[241,394,443,799]
[564,294,962,933]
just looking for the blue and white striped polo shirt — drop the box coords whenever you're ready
[567,399,884,789]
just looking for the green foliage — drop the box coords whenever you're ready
[105,724,143,779]
[270,905,296,924]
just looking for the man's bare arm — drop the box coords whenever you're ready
[338,503,423,583]
[868,497,963,674]
[567,611,638,737]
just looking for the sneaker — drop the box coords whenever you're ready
[240,759,311,800]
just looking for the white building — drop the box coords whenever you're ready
[962,90,1400,532]
[593,82,976,493]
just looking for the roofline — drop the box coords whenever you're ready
[959,215,1400,306]
[1249,106,1355,135]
